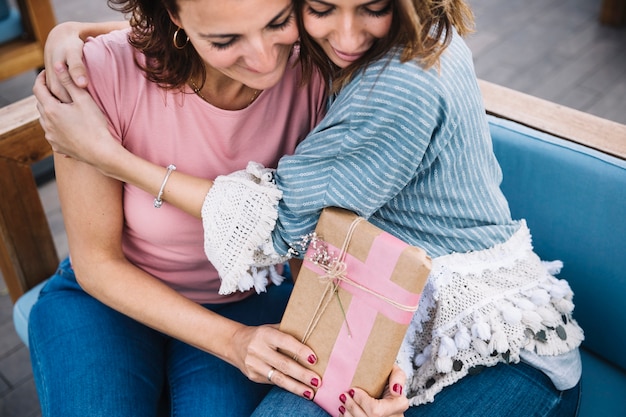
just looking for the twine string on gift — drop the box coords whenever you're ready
[301,217,419,345]
[301,218,362,342]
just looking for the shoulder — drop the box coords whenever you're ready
[82,29,153,133]
[83,29,146,94]
[359,51,443,98]
[345,52,448,122]
[83,28,145,81]
[362,37,478,109]
[361,31,474,89]
[83,28,135,62]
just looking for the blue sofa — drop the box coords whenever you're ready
[3,81,626,415]
[481,79,626,416]
[490,115,626,416]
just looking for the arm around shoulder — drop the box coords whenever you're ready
[44,20,129,101]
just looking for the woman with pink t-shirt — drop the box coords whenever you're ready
[27,0,409,416]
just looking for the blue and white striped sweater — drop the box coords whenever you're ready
[273,33,520,258]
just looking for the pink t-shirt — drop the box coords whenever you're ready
[83,29,326,303]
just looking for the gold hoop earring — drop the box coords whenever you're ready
[173,27,189,49]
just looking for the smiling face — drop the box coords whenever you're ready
[301,0,393,68]
[171,0,299,90]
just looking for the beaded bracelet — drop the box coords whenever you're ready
[153,164,176,208]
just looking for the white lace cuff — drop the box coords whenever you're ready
[201,161,290,295]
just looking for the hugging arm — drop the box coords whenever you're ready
[34,68,211,218]
[34,68,286,295]
[44,21,129,102]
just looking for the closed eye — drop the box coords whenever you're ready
[268,8,295,30]
[210,36,239,50]
[201,4,294,50]
[364,2,391,17]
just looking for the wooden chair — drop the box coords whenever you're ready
[0,0,57,81]
[0,95,57,304]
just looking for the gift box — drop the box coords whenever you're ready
[279,207,431,416]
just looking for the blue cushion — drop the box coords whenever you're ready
[489,116,626,372]
[0,0,10,20]
[0,8,23,44]
[579,349,626,416]
[13,280,47,348]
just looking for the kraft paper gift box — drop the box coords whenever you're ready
[279,207,431,416]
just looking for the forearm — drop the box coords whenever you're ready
[60,160,323,398]
[100,147,213,219]
[58,154,239,365]
[73,253,243,365]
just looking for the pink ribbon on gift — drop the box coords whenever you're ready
[302,231,422,416]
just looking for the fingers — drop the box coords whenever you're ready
[242,326,321,402]
[386,364,407,398]
[337,365,409,417]
[66,47,88,88]
[33,71,59,136]
[33,69,109,160]
[263,333,320,393]
[33,70,57,107]
[45,64,72,104]
[43,21,88,102]
[339,387,408,417]
[53,62,88,103]
[45,62,78,104]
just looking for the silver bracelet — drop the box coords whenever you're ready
[153,164,176,208]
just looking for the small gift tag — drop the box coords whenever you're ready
[279,207,431,416]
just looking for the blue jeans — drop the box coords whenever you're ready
[251,361,581,417]
[28,257,293,417]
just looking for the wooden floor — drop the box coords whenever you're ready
[0,0,625,415]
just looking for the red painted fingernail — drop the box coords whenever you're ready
[348,389,355,397]
[304,390,312,399]
[339,393,347,403]
[308,354,316,364]
[339,405,346,414]
[393,383,403,394]
[311,378,319,387]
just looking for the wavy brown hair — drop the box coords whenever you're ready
[107,0,207,89]
[296,0,475,93]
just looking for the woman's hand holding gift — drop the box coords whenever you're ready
[338,364,409,417]
[231,324,323,400]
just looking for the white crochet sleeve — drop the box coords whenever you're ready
[201,161,290,295]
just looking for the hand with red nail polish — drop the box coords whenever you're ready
[226,322,321,402]
[336,364,408,417]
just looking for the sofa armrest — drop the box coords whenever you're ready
[0,95,59,303]
[478,79,626,160]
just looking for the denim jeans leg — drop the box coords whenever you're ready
[252,356,580,417]
[29,260,296,417]
[405,361,581,417]
[28,259,168,417]
[167,338,271,417]
[165,281,295,416]
[251,387,330,417]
